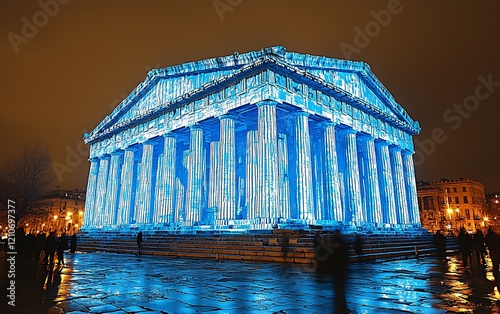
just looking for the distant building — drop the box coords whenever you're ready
[20,189,86,234]
[417,178,487,233]
[486,193,500,224]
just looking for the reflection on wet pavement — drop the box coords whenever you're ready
[2,251,500,313]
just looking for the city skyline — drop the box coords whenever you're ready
[1,1,499,192]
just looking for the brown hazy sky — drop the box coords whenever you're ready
[1,1,499,192]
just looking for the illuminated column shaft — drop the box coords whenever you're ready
[402,151,421,225]
[153,154,165,223]
[117,149,135,225]
[390,146,409,224]
[376,141,397,224]
[93,156,110,226]
[246,130,258,220]
[218,115,236,221]
[208,142,219,210]
[358,136,383,224]
[278,133,290,220]
[83,159,99,227]
[294,111,314,221]
[339,129,363,223]
[162,135,177,223]
[257,101,279,222]
[135,143,154,224]
[186,126,204,223]
[323,123,343,221]
[104,152,122,225]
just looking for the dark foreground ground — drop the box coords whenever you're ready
[1,250,500,314]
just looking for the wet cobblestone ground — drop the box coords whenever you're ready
[2,251,500,313]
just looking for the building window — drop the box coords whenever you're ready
[446,188,450,193]
[448,197,452,204]
[463,196,468,204]
[453,187,457,192]
[455,197,460,204]
[465,209,471,219]
[463,187,467,192]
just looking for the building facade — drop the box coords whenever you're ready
[82,46,421,231]
[417,178,487,233]
[19,189,86,235]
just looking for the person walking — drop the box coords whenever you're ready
[433,230,447,260]
[458,228,472,269]
[70,233,77,253]
[137,231,143,256]
[473,229,487,266]
[486,227,500,290]
[58,233,68,265]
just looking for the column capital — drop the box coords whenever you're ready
[389,145,402,152]
[293,110,310,118]
[374,139,390,147]
[356,133,375,142]
[337,127,357,135]
[189,123,203,131]
[401,149,414,156]
[98,154,111,160]
[162,132,177,139]
[219,113,237,121]
[256,100,278,107]
[110,150,124,157]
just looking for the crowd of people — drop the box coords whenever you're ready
[7,227,78,266]
[434,226,500,289]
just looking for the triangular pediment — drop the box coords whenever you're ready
[84,46,420,144]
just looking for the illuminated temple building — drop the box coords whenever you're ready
[82,46,422,231]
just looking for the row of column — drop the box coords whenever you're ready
[83,100,420,228]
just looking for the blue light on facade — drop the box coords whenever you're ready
[82,46,421,232]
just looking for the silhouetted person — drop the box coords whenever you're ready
[329,230,350,313]
[57,233,68,265]
[137,231,143,256]
[33,233,46,263]
[70,233,77,253]
[25,232,36,260]
[43,232,56,265]
[486,227,500,289]
[473,229,487,266]
[433,230,447,259]
[458,228,472,269]
[354,234,363,259]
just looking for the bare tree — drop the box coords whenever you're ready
[0,144,55,223]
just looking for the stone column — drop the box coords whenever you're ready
[277,133,290,220]
[402,150,420,225]
[154,134,177,223]
[323,122,343,221]
[83,158,99,227]
[338,128,363,223]
[357,135,383,224]
[186,125,204,224]
[294,111,314,222]
[135,142,154,224]
[208,141,219,212]
[93,155,110,226]
[375,140,397,224]
[117,148,135,225]
[246,130,258,220]
[390,146,409,224]
[104,152,122,226]
[218,114,236,221]
[257,101,279,223]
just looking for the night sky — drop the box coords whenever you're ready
[1,1,499,193]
